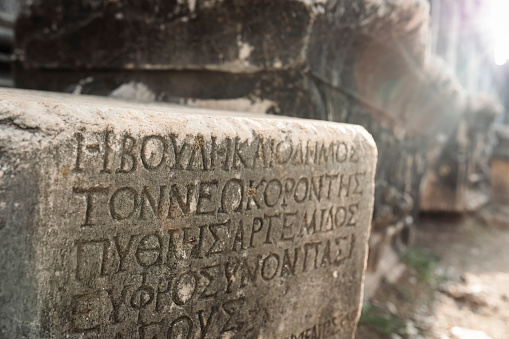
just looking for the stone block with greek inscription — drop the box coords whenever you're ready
[0,88,377,339]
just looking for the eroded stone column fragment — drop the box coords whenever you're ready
[0,88,377,339]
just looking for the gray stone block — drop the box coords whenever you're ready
[0,88,377,338]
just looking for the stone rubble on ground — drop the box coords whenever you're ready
[451,326,493,339]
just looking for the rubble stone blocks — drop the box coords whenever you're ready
[0,88,377,338]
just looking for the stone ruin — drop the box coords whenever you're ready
[0,0,505,337]
[0,89,377,338]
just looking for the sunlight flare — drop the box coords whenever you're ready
[490,0,509,65]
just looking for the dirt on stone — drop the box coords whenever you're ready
[356,212,509,339]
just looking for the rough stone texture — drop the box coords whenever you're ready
[14,0,429,72]
[0,88,377,338]
[9,0,455,299]
[13,0,501,298]
[14,0,433,132]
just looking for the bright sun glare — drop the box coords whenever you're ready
[490,0,509,65]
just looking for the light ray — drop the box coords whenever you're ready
[489,0,509,65]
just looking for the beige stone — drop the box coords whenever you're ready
[0,88,377,338]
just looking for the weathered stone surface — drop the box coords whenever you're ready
[16,0,500,299]
[14,0,429,72]
[9,0,447,300]
[14,0,432,132]
[0,88,377,338]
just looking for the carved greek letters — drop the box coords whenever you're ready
[141,135,167,170]
[285,316,340,339]
[197,180,218,215]
[117,134,137,173]
[0,89,379,339]
[72,186,109,226]
[261,253,280,281]
[64,130,371,338]
[168,316,193,339]
[72,180,364,226]
[110,187,139,220]
[71,291,111,332]
[75,239,109,280]
[136,234,163,267]
[72,133,361,174]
